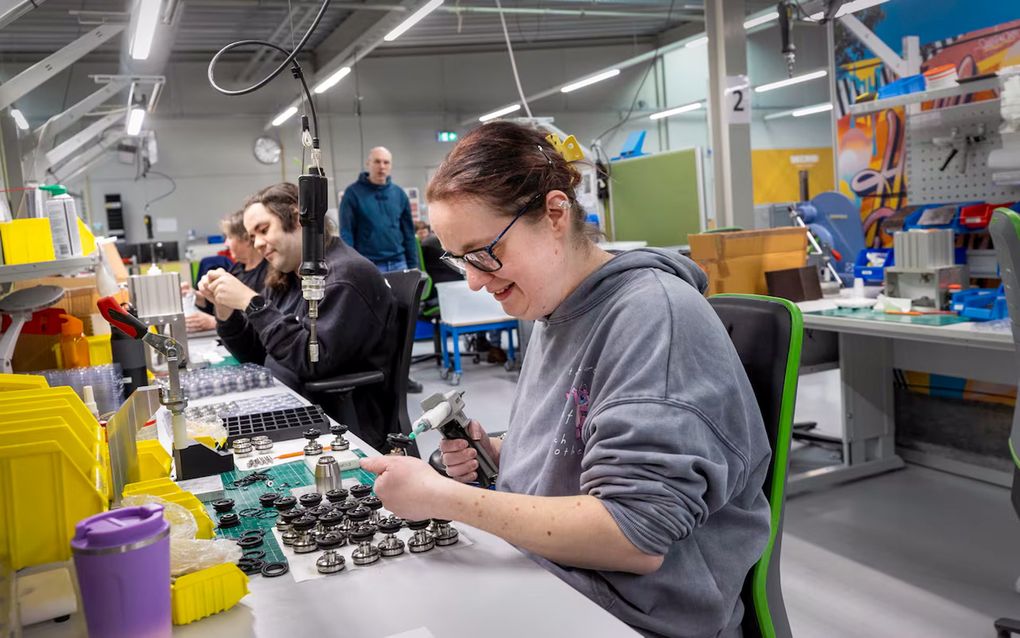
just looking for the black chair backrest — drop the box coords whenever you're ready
[382,270,426,456]
[709,295,800,638]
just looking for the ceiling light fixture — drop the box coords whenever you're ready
[809,0,889,21]
[792,102,833,117]
[384,0,444,42]
[649,101,703,120]
[754,69,828,93]
[313,66,352,94]
[561,69,621,94]
[743,11,779,29]
[130,0,162,60]
[126,108,146,135]
[271,106,298,126]
[478,104,521,122]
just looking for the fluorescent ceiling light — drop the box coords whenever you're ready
[810,0,888,21]
[478,104,521,122]
[10,108,29,131]
[650,101,703,120]
[743,11,779,29]
[792,103,833,117]
[755,69,828,93]
[271,106,298,127]
[130,0,161,60]
[313,67,352,94]
[384,0,444,42]
[561,69,621,94]
[126,108,146,135]
[686,35,708,48]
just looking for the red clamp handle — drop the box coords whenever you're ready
[97,296,148,339]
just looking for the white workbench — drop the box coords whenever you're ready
[24,349,637,638]
[793,293,1015,492]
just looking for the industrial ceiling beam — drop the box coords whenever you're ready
[0,0,48,31]
[24,78,130,156]
[43,111,123,173]
[0,23,126,110]
[50,132,126,183]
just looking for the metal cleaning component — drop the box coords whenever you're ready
[314,456,342,493]
[280,510,304,547]
[303,428,323,456]
[349,484,372,502]
[316,531,347,575]
[336,501,357,534]
[330,423,350,451]
[232,437,253,457]
[299,492,323,509]
[253,435,274,452]
[274,496,298,531]
[325,488,348,506]
[407,519,436,553]
[387,433,411,455]
[377,517,405,557]
[350,525,381,566]
[431,519,459,546]
[361,496,383,525]
[291,516,319,554]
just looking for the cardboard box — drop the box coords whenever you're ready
[689,227,808,296]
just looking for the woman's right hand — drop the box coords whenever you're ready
[438,420,499,483]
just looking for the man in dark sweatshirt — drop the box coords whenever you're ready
[340,147,420,272]
[199,183,397,449]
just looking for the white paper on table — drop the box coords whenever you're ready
[275,481,474,583]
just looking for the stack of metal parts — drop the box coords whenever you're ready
[264,485,459,576]
[184,393,303,425]
[128,272,189,367]
[885,229,969,309]
[156,363,274,400]
[36,363,125,417]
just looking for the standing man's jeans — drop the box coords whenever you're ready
[374,258,408,273]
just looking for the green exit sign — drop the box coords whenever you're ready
[436,131,458,142]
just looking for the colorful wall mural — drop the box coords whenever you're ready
[833,5,1020,247]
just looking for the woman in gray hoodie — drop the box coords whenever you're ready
[361,121,771,638]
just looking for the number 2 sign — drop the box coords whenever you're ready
[725,74,750,125]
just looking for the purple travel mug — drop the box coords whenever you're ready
[71,504,171,638]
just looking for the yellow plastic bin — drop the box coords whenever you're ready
[0,440,107,569]
[171,563,249,625]
[0,374,48,391]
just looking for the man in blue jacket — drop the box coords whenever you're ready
[340,147,420,272]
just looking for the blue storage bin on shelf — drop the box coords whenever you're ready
[854,248,894,284]
[950,286,1007,321]
[877,74,926,99]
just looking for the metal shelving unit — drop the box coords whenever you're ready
[848,76,1003,116]
[0,253,96,285]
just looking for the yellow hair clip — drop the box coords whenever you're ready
[545,133,584,162]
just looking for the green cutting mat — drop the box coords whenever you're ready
[808,308,970,326]
[206,453,377,568]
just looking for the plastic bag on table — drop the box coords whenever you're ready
[170,538,243,577]
[119,494,197,540]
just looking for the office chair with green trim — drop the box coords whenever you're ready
[989,208,1020,638]
[709,294,802,638]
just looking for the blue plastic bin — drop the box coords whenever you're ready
[854,248,894,284]
[950,286,1008,321]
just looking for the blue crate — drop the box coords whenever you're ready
[950,286,1008,321]
[854,248,894,284]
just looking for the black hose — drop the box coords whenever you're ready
[206,0,330,138]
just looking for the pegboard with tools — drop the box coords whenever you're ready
[906,99,1020,204]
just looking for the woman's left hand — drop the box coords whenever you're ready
[360,456,455,521]
[205,270,257,312]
